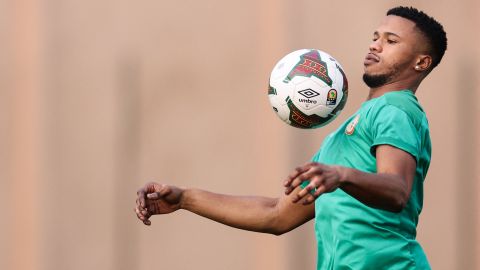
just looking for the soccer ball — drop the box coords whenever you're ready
[268,49,348,129]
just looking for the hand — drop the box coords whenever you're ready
[135,182,184,226]
[283,162,345,205]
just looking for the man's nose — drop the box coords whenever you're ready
[369,39,382,53]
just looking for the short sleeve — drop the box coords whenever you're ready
[370,105,420,162]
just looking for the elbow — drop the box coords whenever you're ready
[263,200,290,236]
[389,192,409,213]
[264,217,294,236]
[390,199,406,213]
[271,228,288,236]
[264,225,289,236]
[265,230,283,236]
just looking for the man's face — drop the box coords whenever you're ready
[363,15,427,88]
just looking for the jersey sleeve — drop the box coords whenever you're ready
[370,104,420,162]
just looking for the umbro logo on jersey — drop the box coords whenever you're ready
[345,114,360,135]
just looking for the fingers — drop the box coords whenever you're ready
[292,182,326,205]
[135,182,161,226]
[286,165,320,195]
[134,182,182,225]
[137,182,162,206]
[137,188,146,209]
[136,198,148,215]
[292,181,316,203]
[285,163,341,206]
[134,205,151,226]
[293,171,341,205]
[284,165,311,188]
[302,185,326,205]
[291,172,329,203]
[284,166,316,196]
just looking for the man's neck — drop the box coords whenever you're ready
[367,80,419,100]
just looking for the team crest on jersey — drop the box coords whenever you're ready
[345,114,360,135]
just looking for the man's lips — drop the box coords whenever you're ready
[364,53,380,65]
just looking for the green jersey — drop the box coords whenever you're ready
[312,90,431,269]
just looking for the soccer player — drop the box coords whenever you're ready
[135,6,447,269]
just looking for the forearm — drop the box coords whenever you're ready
[180,188,281,234]
[339,167,410,212]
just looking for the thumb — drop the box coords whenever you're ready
[146,185,172,200]
[147,193,160,200]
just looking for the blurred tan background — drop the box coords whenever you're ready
[1,0,479,269]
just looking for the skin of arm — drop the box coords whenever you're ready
[284,144,416,213]
[135,183,315,235]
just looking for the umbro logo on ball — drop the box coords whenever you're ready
[298,89,320,99]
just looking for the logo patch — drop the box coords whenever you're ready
[326,89,337,105]
[345,114,360,135]
[298,89,320,99]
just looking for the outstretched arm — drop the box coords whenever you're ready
[135,183,314,235]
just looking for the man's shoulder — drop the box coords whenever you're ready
[382,90,423,113]
[373,90,426,124]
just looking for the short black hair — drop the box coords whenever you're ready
[387,6,447,70]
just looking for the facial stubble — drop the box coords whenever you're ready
[362,64,400,88]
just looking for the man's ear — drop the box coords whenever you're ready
[414,55,432,72]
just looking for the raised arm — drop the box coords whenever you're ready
[135,182,315,235]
